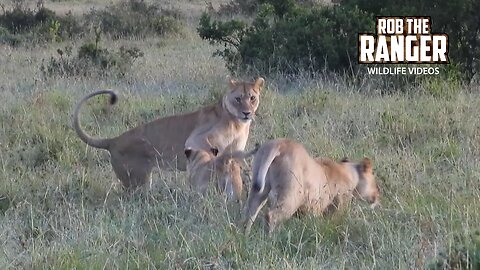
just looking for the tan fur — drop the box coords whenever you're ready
[184,148,244,201]
[241,139,380,234]
[73,78,264,189]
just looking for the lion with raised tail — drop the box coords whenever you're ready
[239,139,380,234]
[72,78,264,189]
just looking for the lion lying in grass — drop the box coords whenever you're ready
[238,139,380,234]
[72,78,264,189]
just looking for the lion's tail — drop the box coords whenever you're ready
[252,142,280,193]
[73,90,118,150]
[227,143,260,160]
[213,143,260,170]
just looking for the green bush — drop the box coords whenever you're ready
[215,0,259,16]
[0,6,83,44]
[0,0,180,45]
[213,0,323,16]
[199,0,373,75]
[0,7,37,33]
[84,0,183,39]
[40,32,144,78]
[0,25,23,46]
[55,11,84,40]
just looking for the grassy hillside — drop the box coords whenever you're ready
[0,0,479,269]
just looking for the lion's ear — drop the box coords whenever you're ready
[184,149,193,160]
[228,78,238,89]
[361,157,373,173]
[254,77,265,91]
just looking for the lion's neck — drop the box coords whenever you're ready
[319,160,358,191]
[344,164,360,189]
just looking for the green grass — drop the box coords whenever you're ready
[1,0,479,269]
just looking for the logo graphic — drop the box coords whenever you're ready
[358,17,449,64]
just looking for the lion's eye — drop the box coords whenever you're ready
[250,96,256,102]
[235,97,241,103]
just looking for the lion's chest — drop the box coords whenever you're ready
[209,123,249,151]
[185,121,250,152]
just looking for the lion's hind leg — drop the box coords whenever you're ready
[111,155,154,189]
[265,188,302,235]
[110,138,155,189]
[242,184,270,235]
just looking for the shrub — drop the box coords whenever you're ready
[84,0,183,39]
[0,25,23,46]
[215,0,259,16]
[213,0,323,16]
[0,0,183,45]
[55,11,83,40]
[198,15,248,72]
[199,0,373,74]
[0,6,83,44]
[41,31,144,78]
[0,7,37,33]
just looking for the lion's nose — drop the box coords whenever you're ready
[243,112,251,117]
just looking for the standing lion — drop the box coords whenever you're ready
[72,78,264,189]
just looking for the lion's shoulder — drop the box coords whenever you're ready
[316,158,351,186]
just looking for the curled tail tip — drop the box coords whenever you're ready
[252,182,263,193]
[253,177,265,193]
[253,143,260,153]
[73,89,115,150]
[109,93,117,105]
[108,91,118,105]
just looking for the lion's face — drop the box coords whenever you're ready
[224,77,264,122]
[354,158,380,208]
